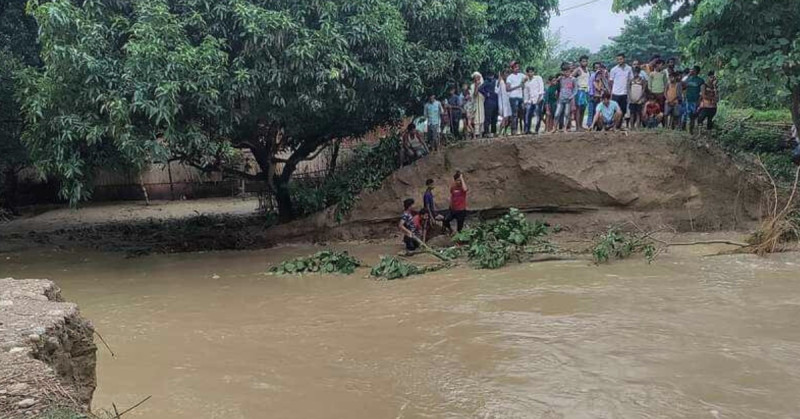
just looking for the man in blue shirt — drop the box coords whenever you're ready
[592,92,623,131]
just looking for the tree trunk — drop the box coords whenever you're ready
[2,166,19,214]
[328,139,341,177]
[791,83,800,139]
[273,138,328,221]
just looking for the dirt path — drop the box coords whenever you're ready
[0,197,260,235]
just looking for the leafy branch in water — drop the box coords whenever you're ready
[370,256,450,280]
[270,250,362,275]
[592,228,658,264]
[453,208,555,269]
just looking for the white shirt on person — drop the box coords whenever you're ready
[506,72,526,99]
[609,64,633,96]
[523,75,544,104]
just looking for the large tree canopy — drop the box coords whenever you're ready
[614,0,800,133]
[1,0,39,210]
[19,0,556,218]
[594,8,681,65]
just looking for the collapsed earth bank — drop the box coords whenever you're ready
[271,132,767,242]
[0,278,96,418]
[0,132,768,253]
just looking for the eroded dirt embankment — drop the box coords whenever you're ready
[0,278,96,418]
[270,132,768,242]
[0,132,768,254]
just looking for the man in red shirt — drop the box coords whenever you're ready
[444,171,468,233]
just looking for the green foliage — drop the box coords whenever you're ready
[370,255,450,280]
[592,228,657,264]
[370,256,424,280]
[291,133,401,219]
[270,250,361,275]
[595,8,682,65]
[453,208,554,269]
[1,0,39,204]
[713,106,796,182]
[18,0,425,207]
[616,0,800,132]
[17,0,558,213]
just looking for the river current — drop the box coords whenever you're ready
[3,244,799,418]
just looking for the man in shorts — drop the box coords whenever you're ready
[572,55,591,131]
[683,65,706,134]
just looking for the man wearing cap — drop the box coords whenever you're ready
[506,61,526,135]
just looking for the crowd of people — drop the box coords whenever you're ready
[414,53,719,151]
[397,53,723,248]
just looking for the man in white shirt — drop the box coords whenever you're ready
[523,66,544,135]
[506,61,526,135]
[609,53,633,128]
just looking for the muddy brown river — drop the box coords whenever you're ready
[3,244,800,418]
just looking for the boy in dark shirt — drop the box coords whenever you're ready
[399,198,421,251]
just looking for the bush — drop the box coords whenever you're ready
[292,134,401,220]
[370,256,424,280]
[592,228,657,264]
[270,250,362,275]
[453,208,555,269]
[713,106,796,182]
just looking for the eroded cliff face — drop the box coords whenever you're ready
[267,132,767,243]
[0,278,96,418]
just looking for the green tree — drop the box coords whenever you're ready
[21,0,426,218]
[1,0,40,211]
[20,0,557,219]
[594,8,682,65]
[614,0,800,134]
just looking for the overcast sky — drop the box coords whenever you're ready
[549,0,645,52]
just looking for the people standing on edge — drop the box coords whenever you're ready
[572,55,591,131]
[447,85,463,140]
[648,59,668,126]
[461,83,473,138]
[698,70,718,132]
[444,171,468,233]
[497,70,513,136]
[683,65,705,134]
[480,71,499,138]
[609,53,633,129]
[590,62,610,130]
[506,61,526,136]
[523,66,544,135]
[628,67,648,129]
[470,72,485,140]
[423,94,444,151]
[399,198,421,252]
[664,71,683,129]
[592,92,623,131]
[545,75,559,133]
[553,63,577,134]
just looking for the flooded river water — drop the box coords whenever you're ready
[3,244,800,418]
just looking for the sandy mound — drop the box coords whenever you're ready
[270,132,766,242]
